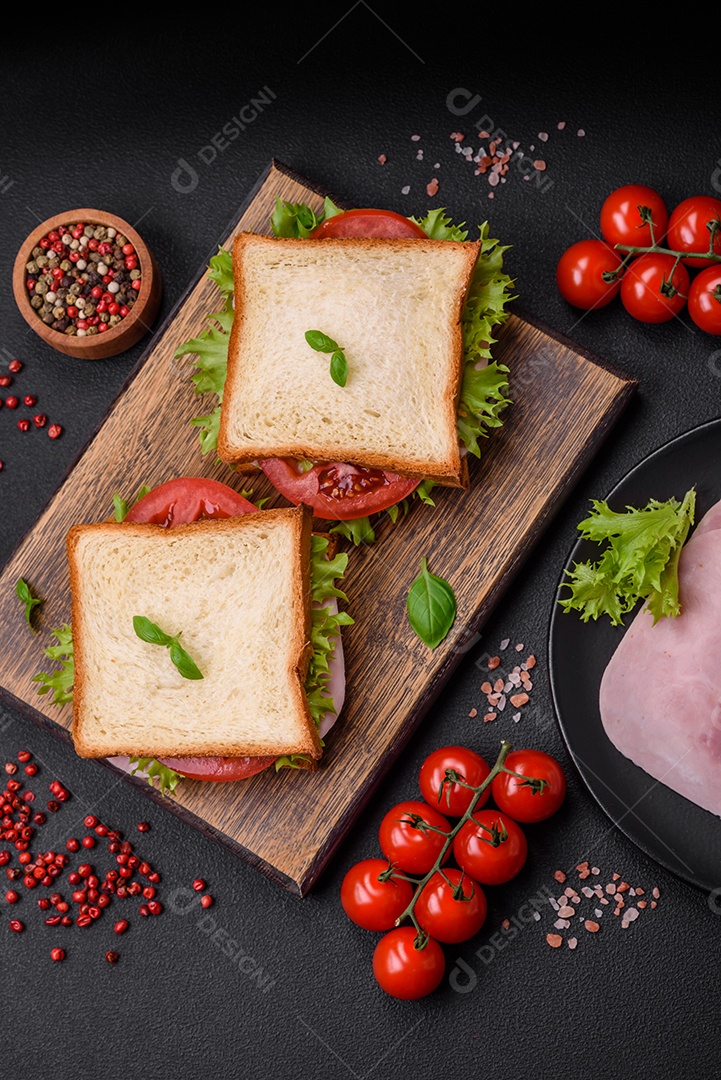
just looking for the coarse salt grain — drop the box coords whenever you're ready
[515,643,524,652]
[557,121,566,129]
[553,870,566,884]
[568,937,577,950]
[577,129,585,137]
[584,920,600,933]
[546,934,563,949]
[488,657,501,670]
[401,186,410,195]
[411,134,421,141]
[512,713,521,723]
[468,708,477,718]
[377,154,387,165]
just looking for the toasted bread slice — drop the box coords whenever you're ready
[68,505,321,761]
[217,233,480,486]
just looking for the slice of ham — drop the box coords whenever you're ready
[599,500,721,817]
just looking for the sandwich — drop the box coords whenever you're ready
[176,200,515,541]
[34,478,352,790]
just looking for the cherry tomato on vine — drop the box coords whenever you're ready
[378,800,451,875]
[619,252,689,323]
[599,184,668,248]
[453,810,528,886]
[666,195,721,267]
[556,239,624,310]
[414,868,487,944]
[372,926,445,1000]
[687,266,721,335]
[490,749,566,823]
[418,746,491,817]
[340,859,414,932]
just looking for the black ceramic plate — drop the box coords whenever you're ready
[548,417,721,894]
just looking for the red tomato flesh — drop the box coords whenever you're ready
[258,458,420,520]
[311,207,428,239]
[126,476,276,782]
[126,477,257,525]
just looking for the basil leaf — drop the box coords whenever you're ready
[16,578,42,630]
[132,616,172,647]
[305,329,340,353]
[330,350,348,387]
[168,640,204,681]
[407,558,457,648]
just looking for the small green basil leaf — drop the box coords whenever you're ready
[330,350,348,387]
[16,578,42,630]
[168,640,204,681]
[132,616,172,647]
[305,329,340,353]
[407,557,457,648]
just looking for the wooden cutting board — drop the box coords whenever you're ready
[0,160,637,895]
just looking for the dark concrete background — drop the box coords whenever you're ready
[1,16,719,1078]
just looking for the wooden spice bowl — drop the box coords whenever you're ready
[12,208,162,360]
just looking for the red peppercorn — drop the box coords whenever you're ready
[132,279,142,291]
[48,231,59,242]
[45,915,61,926]
[76,915,92,928]
[47,800,59,812]
[77,864,92,878]
[8,361,22,374]
[139,904,150,917]
[82,836,95,849]
[17,420,30,432]
[4,762,17,774]
[5,890,18,903]
[18,853,31,865]
[0,376,12,388]
[23,875,37,889]
[32,414,47,428]
[56,901,69,913]
[48,425,62,440]
[137,821,150,833]
[114,919,129,935]
[200,895,213,909]
[98,323,108,333]
[67,872,81,886]
[38,897,51,910]
[138,861,151,876]
[83,815,98,828]
[94,823,108,837]
[97,894,110,909]
[192,879,206,892]
[9,919,23,932]
[147,871,160,884]
[119,305,130,317]
[61,915,72,926]
[5,397,18,409]
[22,396,37,408]
[40,237,50,249]
[51,947,65,962]
[88,238,99,251]
[142,886,156,900]
[95,301,107,314]
[33,812,46,825]
[105,951,119,964]
[66,838,79,852]
[148,901,162,915]
[88,906,101,920]
[0,853,10,867]
[72,889,86,904]
[26,279,35,291]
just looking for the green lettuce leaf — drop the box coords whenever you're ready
[32,624,74,704]
[128,757,182,797]
[558,488,696,626]
[329,516,376,547]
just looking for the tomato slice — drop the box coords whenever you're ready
[126,476,275,782]
[157,755,278,782]
[311,207,427,239]
[258,458,420,520]
[125,477,257,526]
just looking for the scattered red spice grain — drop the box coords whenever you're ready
[137,821,150,833]
[50,947,65,962]
[200,894,213,909]
[48,424,62,439]
[192,879,206,892]
[105,951,119,964]
[9,919,24,932]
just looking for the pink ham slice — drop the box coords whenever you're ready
[599,500,721,818]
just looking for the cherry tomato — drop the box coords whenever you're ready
[666,195,721,267]
[372,926,445,1000]
[556,239,624,310]
[453,810,527,885]
[128,477,276,782]
[490,749,566,823]
[311,208,428,239]
[340,858,414,931]
[599,184,668,248]
[378,800,451,875]
[620,253,689,323]
[125,477,257,526]
[414,868,487,944]
[258,458,420,521]
[418,745,490,817]
[687,266,721,335]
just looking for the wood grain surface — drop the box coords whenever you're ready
[0,160,637,894]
